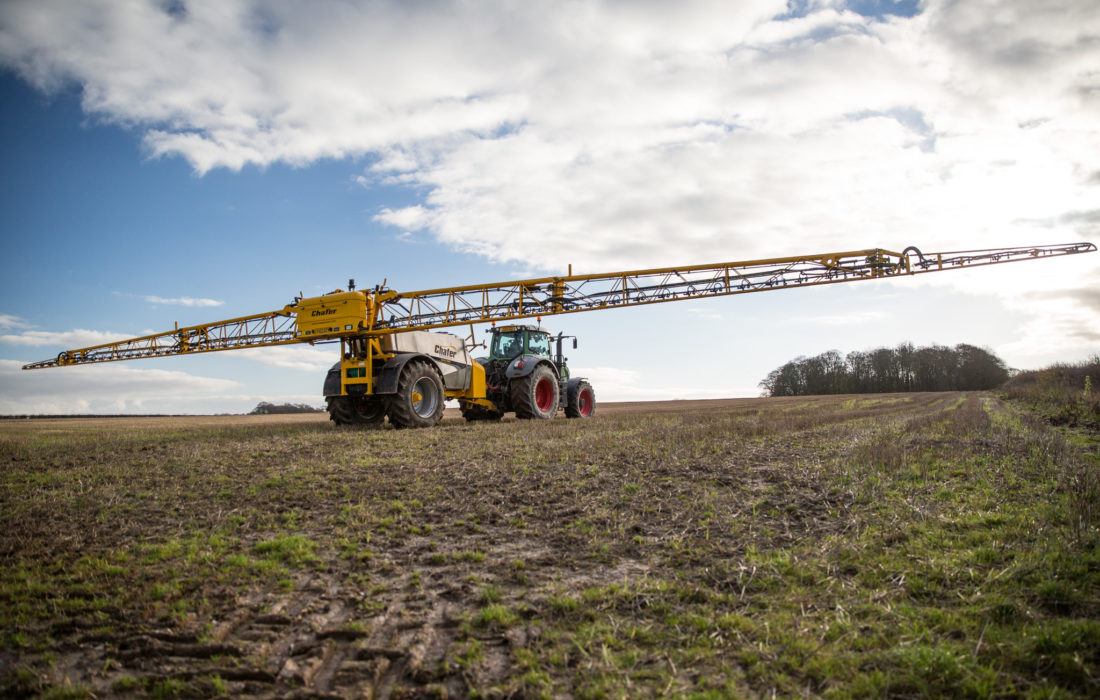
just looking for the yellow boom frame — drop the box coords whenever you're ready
[23,242,1096,373]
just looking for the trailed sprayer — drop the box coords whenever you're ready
[23,243,1096,427]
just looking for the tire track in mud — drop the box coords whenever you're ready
[78,534,568,697]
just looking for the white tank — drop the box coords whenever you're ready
[382,331,471,390]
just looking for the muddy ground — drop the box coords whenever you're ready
[1,393,1097,697]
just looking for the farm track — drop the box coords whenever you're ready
[1,392,1097,698]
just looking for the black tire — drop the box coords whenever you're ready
[387,360,446,429]
[460,403,503,422]
[566,380,596,419]
[327,395,386,426]
[510,364,559,420]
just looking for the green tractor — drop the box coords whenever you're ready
[460,324,595,421]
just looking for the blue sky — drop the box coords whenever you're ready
[1,0,1097,414]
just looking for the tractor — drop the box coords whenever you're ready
[461,324,595,422]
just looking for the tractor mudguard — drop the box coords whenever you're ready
[505,355,558,381]
[323,362,342,397]
[565,377,589,395]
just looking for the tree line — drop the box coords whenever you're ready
[249,401,323,414]
[759,343,1010,397]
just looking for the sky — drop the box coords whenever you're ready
[0,0,1097,415]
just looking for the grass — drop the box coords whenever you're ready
[0,393,1097,697]
[1003,355,1100,430]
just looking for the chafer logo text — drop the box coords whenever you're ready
[311,308,337,317]
[434,345,458,358]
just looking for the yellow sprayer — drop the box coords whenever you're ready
[23,243,1096,427]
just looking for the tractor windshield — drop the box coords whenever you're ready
[490,331,524,359]
[490,329,553,360]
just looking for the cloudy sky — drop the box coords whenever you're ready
[1,0,1097,414]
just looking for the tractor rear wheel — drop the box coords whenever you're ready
[327,395,386,426]
[511,364,559,420]
[387,360,445,429]
[566,380,596,418]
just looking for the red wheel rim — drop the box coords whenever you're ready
[535,377,555,412]
[578,388,593,416]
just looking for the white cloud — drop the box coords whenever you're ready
[0,328,133,348]
[1,0,1096,361]
[684,307,725,321]
[232,344,337,372]
[785,310,888,326]
[0,358,243,414]
[373,205,431,233]
[143,295,225,307]
[0,314,32,330]
[988,258,1100,366]
[573,366,755,403]
[891,253,1100,365]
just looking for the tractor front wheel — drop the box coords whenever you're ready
[388,360,445,429]
[511,365,559,420]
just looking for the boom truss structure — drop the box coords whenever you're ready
[374,243,1095,332]
[23,242,1096,370]
[22,310,300,370]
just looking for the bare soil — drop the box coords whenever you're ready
[1,393,1097,698]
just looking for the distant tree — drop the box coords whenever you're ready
[819,350,849,394]
[800,354,827,395]
[912,344,954,391]
[895,342,915,391]
[249,401,323,414]
[759,357,807,397]
[760,343,1010,397]
[846,350,872,393]
[869,347,900,392]
[954,343,1009,390]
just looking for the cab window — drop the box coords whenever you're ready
[527,333,550,357]
[491,331,523,359]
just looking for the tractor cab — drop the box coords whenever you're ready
[489,325,551,361]
[487,324,577,383]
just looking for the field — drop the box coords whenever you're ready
[1,393,1098,698]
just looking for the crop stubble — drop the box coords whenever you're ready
[1,393,1097,698]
